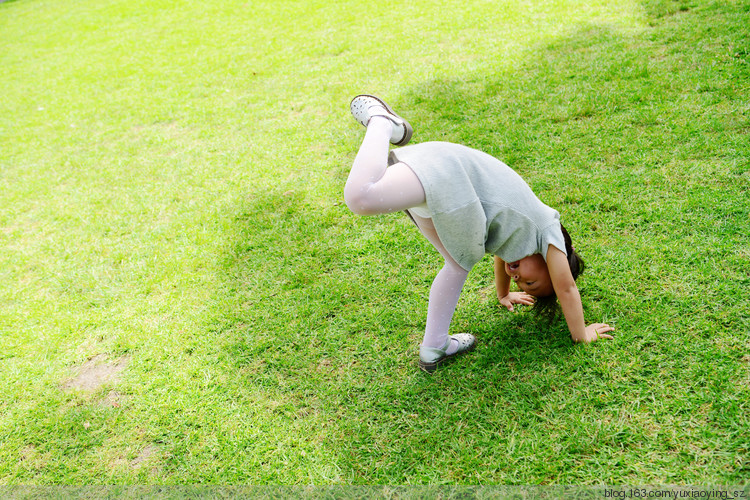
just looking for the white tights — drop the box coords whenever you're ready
[344,117,469,354]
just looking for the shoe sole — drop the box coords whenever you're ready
[350,94,413,146]
[418,342,476,374]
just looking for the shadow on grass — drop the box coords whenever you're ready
[211,0,749,483]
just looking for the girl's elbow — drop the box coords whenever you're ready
[555,282,580,302]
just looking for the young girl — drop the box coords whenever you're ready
[345,95,614,373]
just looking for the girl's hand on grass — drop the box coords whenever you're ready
[498,292,535,312]
[577,323,615,343]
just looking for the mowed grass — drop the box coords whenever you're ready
[1,0,748,485]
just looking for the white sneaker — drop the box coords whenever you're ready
[350,94,413,146]
[418,333,476,373]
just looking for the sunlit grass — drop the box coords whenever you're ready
[0,0,748,485]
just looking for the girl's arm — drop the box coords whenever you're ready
[545,245,614,342]
[493,256,535,312]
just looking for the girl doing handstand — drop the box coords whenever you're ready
[344,95,614,372]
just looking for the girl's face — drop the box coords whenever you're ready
[505,254,554,297]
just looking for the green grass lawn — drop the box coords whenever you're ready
[1,0,748,485]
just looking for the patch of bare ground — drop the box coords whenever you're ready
[62,354,130,392]
[130,444,159,470]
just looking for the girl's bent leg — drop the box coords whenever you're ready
[344,117,425,216]
[411,214,469,355]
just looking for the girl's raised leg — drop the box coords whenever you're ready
[344,117,426,216]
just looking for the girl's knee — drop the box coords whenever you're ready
[442,259,469,277]
[343,186,380,215]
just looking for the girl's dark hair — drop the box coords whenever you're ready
[561,223,585,280]
[532,223,585,322]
